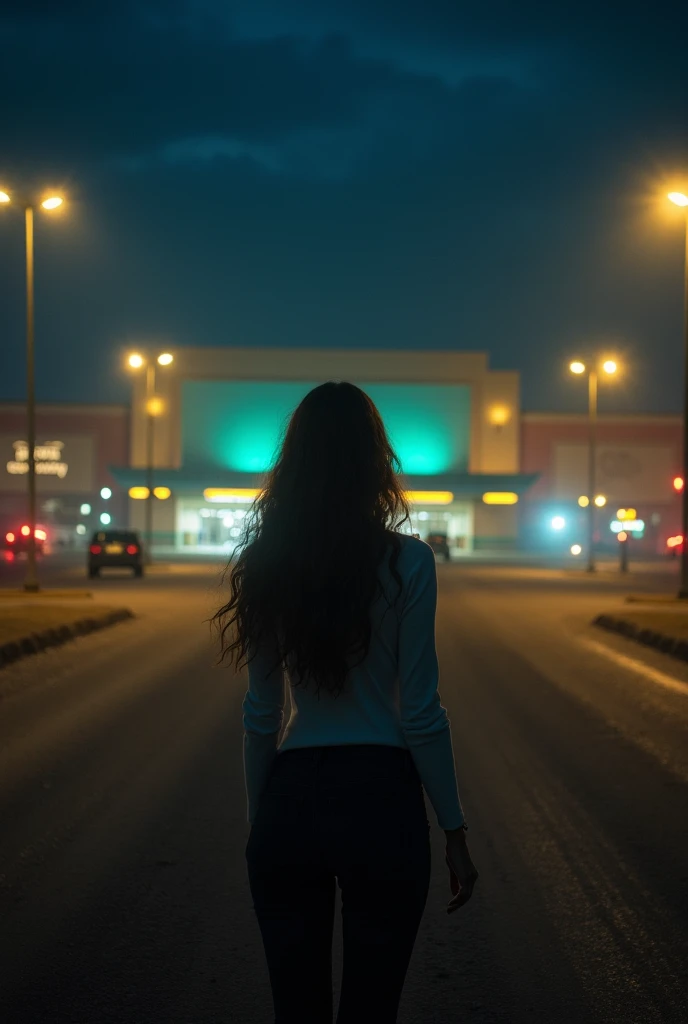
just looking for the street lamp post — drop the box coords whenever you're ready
[25,204,37,591]
[570,358,618,572]
[0,188,64,592]
[587,369,598,573]
[126,352,174,565]
[668,192,688,597]
[145,361,156,565]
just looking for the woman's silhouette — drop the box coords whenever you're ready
[214,381,478,1023]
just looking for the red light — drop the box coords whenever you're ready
[20,525,30,537]
[126,544,138,555]
[35,529,47,541]
[5,532,15,543]
[673,476,684,492]
[618,531,628,542]
[90,544,102,554]
[668,534,684,548]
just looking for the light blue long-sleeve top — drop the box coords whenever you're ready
[242,533,465,831]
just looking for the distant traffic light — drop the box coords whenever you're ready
[673,476,684,493]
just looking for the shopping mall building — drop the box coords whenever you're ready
[0,347,682,556]
[111,347,532,553]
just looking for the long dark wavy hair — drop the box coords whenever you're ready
[212,381,411,699]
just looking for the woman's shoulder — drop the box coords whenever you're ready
[385,531,434,568]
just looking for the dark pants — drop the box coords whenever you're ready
[246,744,432,1024]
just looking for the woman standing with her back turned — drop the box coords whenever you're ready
[213,381,478,1024]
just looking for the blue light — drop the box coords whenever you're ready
[551,516,566,531]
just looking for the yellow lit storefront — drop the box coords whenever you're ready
[110,348,536,554]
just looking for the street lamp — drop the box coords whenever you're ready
[569,357,619,572]
[667,191,688,597]
[1,187,65,592]
[125,351,174,563]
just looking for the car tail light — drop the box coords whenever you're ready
[90,544,102,554]
[35,529,47,541]
[126,544,138,555]
[20,525,31,537]
[6,532,15,543]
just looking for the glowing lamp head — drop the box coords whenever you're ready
[0,190,10,204]
[602,360,617,375]
[570,361,586,375]
[127,353,145,369]
[488,405,510,427]
[157,352,174,366]
[594,495,607,508]
[673,476,684,493]
[668,192,688,208]
[146,396,165,417]
[570,544,582,556]
[551,516,566,531]
[578,495,590,508]
[41,196,63,210]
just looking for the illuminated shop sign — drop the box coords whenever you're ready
[6,440,69,479]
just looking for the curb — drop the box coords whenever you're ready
[593,614,688,664]
[0,608,135,670]
[0,590,93,599]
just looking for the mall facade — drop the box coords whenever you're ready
[3,348,682,557]
[109,347,532,554]
[0,402,129,547]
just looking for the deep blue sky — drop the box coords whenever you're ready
[0,0,686,413]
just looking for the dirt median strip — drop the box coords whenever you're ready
[0,605,135,669]
[593,612,688,664]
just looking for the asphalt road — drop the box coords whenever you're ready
[0,555,687,1023]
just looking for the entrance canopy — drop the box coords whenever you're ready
[109,465,538,501]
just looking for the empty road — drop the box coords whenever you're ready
[1,557,687,1022]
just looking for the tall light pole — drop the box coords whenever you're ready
[665,193,688,595]
[569,358,618,572]
[126,351,174,564]
[0,188,64,592]
[666,192,688,596]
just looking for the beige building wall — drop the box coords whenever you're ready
[127,347,521,477]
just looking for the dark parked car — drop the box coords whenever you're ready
[426,532,451,561]
[89,529,143,577]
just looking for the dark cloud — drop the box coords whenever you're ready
[0,0,686,412]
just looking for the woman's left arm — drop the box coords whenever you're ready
[242,636,285,825]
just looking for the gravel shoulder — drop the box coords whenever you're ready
[0,603,134,668]
[594,607,688,661]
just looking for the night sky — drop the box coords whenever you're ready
[0,1,686,413]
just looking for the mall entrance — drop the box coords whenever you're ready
[176,497,251,552]
[404,503,474,554]
[175,496,474,555]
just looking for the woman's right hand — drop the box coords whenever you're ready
[445,831,478,914]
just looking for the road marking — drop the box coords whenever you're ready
[579,638,688,696]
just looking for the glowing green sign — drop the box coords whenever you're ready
[181,381,471,475]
